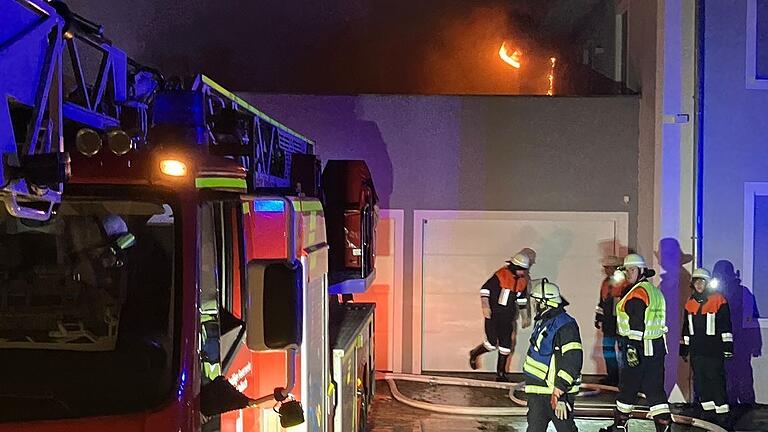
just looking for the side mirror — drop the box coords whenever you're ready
[200,376,252,417]
[246,260,303,351]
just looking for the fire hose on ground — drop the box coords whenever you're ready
[378,372,726,432]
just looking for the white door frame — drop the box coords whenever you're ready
[378,209,405,372]
[742,183,768,328]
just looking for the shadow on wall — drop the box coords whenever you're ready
[713,260,763,406]
[245,96,394,208]
[338,99,395,209]
[657,238,693,397]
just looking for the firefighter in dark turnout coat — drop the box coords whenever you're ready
[524,277,583,432]
[595,255,627,385]
[468,252,530,382]
[680,267,733,428]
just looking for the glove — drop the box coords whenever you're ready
[550,391,571,421]
[626,346,639,368]
[520,309,532,329]
[680,354,688,363]
[481,297,492,319]
[724,352,733,359]
[594,320,602,330]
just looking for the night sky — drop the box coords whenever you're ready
[66,0,592,94]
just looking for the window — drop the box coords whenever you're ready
[199,202,246,386]
[0,196,177,422]
[743,183,768,326]
[621,11,628,85]
[746,0,768,88]
[615,4,629,85]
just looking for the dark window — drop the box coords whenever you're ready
[621,11,629,85]
[0,197,177,422]
[757,0,768,79]
[753,195,768,316]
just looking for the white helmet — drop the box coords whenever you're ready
[623,253,647,269]
[519,248,537,265]
[692,267,712,281]
[529,277,562,305]
[509,253,531,269]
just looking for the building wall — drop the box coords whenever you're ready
[242,94,640,370]
[702,0,768,404]
[626,0,661,263]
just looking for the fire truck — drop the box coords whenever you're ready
[0,1,377,431]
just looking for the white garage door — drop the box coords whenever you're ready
[416,211,628,374]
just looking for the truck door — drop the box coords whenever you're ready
[199,201,251,432]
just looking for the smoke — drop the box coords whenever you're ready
[66,0,555,94]
[416,2,540,94]
[293,0,552,94]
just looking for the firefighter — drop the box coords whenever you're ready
[595,255,626,385]
[468,252,531,382]
[599,253,672,432]
[679,267,733,428]
[524,277,582,432]
[98,214,136,268]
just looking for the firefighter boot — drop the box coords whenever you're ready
[468,344,489,370]
[598,411,629,432]
[717,413,734,431]
[495,354,510,382]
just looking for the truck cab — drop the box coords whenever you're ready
[1,3,377,429]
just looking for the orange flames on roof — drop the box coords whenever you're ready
[547,57,556,96]
[498,42,521,69]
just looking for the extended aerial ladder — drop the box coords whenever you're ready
[0,0,162,221]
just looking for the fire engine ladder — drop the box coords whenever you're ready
[191,74,315,191]
[1,0,135,220]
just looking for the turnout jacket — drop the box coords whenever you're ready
[679,291,733,358]
[595,277,627,335]
[480,267,529,317]
[524,306,583,394]
[616,279,668,357]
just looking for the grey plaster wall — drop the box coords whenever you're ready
[242,94,640,370]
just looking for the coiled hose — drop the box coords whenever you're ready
[379,372,726,432]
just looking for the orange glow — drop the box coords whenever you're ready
[547,57,556,96]
[499,42,521,69]
[159,159,188,177]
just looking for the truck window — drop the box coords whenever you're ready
[199,201,245,385]
[0,196,177,423]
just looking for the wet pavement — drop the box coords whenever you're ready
[366,373,767,431]
[367,380,680,432]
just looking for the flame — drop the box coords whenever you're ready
[546,57,556,96]
[499,42,521,69]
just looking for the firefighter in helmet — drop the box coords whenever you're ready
[468,252,531,382]
[595,255,627,385]
[523,277,583,432]
[600,254,672,432]
[680,267,733,429]
[97,214,136,268]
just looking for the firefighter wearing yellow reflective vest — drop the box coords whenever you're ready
[524,278,582,432]
[600,254,671,432]
[680,267,733,429]
[469,252,531,382]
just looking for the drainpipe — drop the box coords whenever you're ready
[693,0,706,268]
